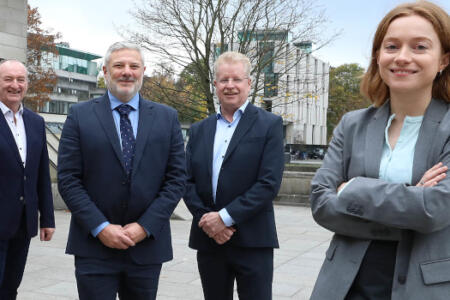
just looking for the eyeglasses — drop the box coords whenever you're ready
[217,77,248,85]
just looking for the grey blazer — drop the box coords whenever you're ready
[310,98,450,300]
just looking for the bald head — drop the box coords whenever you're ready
[0,60,29,112]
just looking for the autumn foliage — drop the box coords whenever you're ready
[25,5,60,111]
[140,64,208,123]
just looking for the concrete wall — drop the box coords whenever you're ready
[0,0,27,62]
[275,171,314,206]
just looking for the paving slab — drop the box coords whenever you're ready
[18,204,333,299]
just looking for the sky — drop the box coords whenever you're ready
[29,0,450,71]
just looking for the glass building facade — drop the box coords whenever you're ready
[40,44,102,115]
[51,45,100,76]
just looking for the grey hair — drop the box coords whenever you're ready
[214,51,251,79]
[103,42,145,67]
[0,59,29,80]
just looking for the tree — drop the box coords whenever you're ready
[140,67,208,123]
[125,0,339,116]
[25,5,60,111]
[97,76,106,89]
[327,63,370,140]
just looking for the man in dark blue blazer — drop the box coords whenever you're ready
[0,60,55,300]
[57,42,186,300]
[184,52,284,300]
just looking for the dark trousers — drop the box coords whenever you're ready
[75,255,162,300]
[345,241,397,300]
[0,214,31,300]
[197,246,273,300]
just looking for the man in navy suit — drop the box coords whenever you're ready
[0,59,55,299]
[57,42,185,300]
[184,51,284,300]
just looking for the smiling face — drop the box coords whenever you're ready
[0,61,28,113]
[214,61,251,115]
[377,14,449,97]
[103,48,146,103]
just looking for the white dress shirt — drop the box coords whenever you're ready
[0,101,27,167]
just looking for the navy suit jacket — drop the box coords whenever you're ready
[57,94,186,264]
[0,107,54,239]
[184,103,284,251]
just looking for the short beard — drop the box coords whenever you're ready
[105,75,143,102]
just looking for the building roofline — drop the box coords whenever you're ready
[56,45,102,61]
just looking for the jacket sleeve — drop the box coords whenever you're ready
[57,106,108,232]
[183,124,212,221]
[37,119,55,229]
[336,153,450,234]
[136,110,186,238]
[311,113,402,240]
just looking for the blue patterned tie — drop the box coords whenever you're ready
[116,104,136,176]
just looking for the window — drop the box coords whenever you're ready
[264,73,278,97]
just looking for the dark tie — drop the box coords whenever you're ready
[116,104,136,175]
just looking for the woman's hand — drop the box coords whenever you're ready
[416,162,448,187]
[337,181,348,193]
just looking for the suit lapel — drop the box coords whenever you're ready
[203,115,217,177]
[364,101,390,178]
[223,103,258,164]
[0,110,23,167]
[412,98,447,184]
[93,94,125,171]
[132,97,155,175]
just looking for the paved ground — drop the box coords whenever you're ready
[17,204,332,299]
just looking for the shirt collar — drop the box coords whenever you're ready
[0,101,24,116]
[108,91,140,111]
[217,100,249,120]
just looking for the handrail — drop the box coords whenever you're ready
[45,123,61,142]
[45,123,59,169]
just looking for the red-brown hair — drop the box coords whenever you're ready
[360,1,450,106]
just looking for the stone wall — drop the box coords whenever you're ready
[0,0,27,62]
[275,171,314,206]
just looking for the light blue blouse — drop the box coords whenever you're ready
[338,113,423,196]
[379,114,423,184]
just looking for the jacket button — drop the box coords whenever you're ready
[398,275,406,284]
[19,196,24,201]
[24,176,26,181]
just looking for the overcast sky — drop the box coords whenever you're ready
[29,0,450,71]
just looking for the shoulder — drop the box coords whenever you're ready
[23,107,44,124]
[141,98,177,115]
[435,99,450,128]
[339,105,379,128]
[190,114,215,132]
[70,97,100,112]
[253,105,282,122]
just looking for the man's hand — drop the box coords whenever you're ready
[123,222,147,244]
[40,228,55,241]
[97,224,135,249]
[213,227,236,245]
[198,212,227,238]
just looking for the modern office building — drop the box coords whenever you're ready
[0,0,27,62]
[214,30,329,147]
[40,43,102,115]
